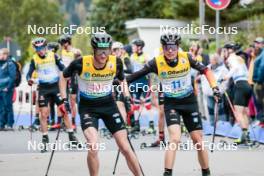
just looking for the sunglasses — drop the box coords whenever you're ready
[95,49,111,56]
[35,46,46,52]
[163,45,178,51]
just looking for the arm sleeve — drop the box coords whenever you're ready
[26,59,35,81]
[55,54,65,71]
[7,62,17,90]
[188,53,207,73]
[188,53,217,88]
[63,58,83,78]
[126,58,157,83]
[124,57,133,74]
[116,58,125,81]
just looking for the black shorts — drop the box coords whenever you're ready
[164,94,202,133]
[38,83,64,108]
[68,75,78,95]
[234,80,252,106]
[79,96,126,134]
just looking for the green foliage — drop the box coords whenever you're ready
[0,0,63,65]
[89,0,166,43]
[71,28,91,55]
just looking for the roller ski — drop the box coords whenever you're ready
[140,140,166,149]
[18,125,35,132]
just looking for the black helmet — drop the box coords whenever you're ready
[47,42,60,53]
[160,33,181,45]
[32,37,47,48]
[58,34,72,45]
[223,42,237,50]
[131,39,145,48]
[91,33,113,49]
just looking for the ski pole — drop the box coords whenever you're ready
[30,85,33,140]
[44,122,62,176]
[112,106,144,175]
[211,102,219,153]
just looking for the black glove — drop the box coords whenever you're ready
[212,86,221,103]
[28,79,34,86]
[124,96,132,112]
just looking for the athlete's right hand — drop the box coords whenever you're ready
[28,79,34,86]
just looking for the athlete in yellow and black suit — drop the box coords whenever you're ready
[56,34,82,130]
[63,33,142,176]
[27,37,78,152]
[127,33,220,176]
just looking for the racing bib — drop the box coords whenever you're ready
[131,53,147,72]
[61,49,75,67]
[156,52,193,98]
[78,55,116,99]
[33,51,59,84]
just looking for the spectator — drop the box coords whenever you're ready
[202,53,229,125]
[0,48,17,131]
[252,37,264,127]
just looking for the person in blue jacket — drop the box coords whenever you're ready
[253,37,264,127]
[0,48,16,131]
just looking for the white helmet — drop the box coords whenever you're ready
[112,41,124,50]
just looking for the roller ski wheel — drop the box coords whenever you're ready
[140,140,166,149]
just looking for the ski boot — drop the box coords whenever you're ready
[234,131,251,146]
[41,135,49,153]
[142,121,156,136]
[29,118,40,132]
[202,168,211,176]
[68,132,80,148]
[131,120,140,133]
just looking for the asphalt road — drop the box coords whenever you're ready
[0,129,263,176]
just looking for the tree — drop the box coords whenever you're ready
[89,0,166,43]
[0,0,63,64]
